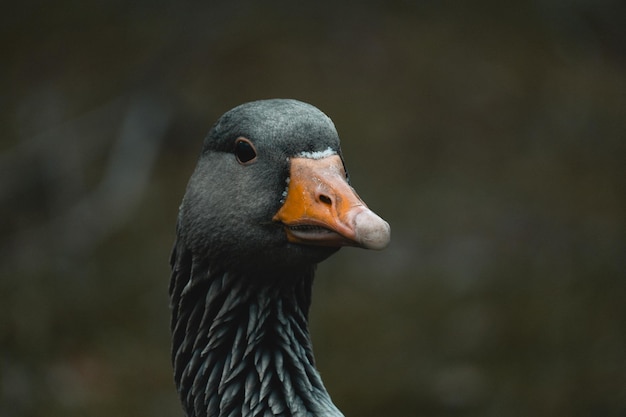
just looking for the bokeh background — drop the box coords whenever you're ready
[2,1,625,416]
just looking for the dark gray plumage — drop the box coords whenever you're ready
[170,99,389,417]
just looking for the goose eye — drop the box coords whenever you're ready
[234,138,257,164]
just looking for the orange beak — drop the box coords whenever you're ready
[273,155,390,250]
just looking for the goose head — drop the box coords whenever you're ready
[177,99,390,273]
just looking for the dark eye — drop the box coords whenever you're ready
[234,137,257,164]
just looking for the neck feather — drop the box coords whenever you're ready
[170,243,344,417]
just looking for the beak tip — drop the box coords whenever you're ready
[354,210,391,250]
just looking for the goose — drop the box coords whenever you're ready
[169,99,391,417]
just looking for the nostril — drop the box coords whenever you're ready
[319,194,332,205]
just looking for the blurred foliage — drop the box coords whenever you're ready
[1,1,625,416]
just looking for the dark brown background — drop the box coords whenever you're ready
[2,1,625,416]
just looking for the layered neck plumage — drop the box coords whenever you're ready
[169,242,344,417]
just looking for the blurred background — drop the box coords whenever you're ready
[2,1,625,416]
